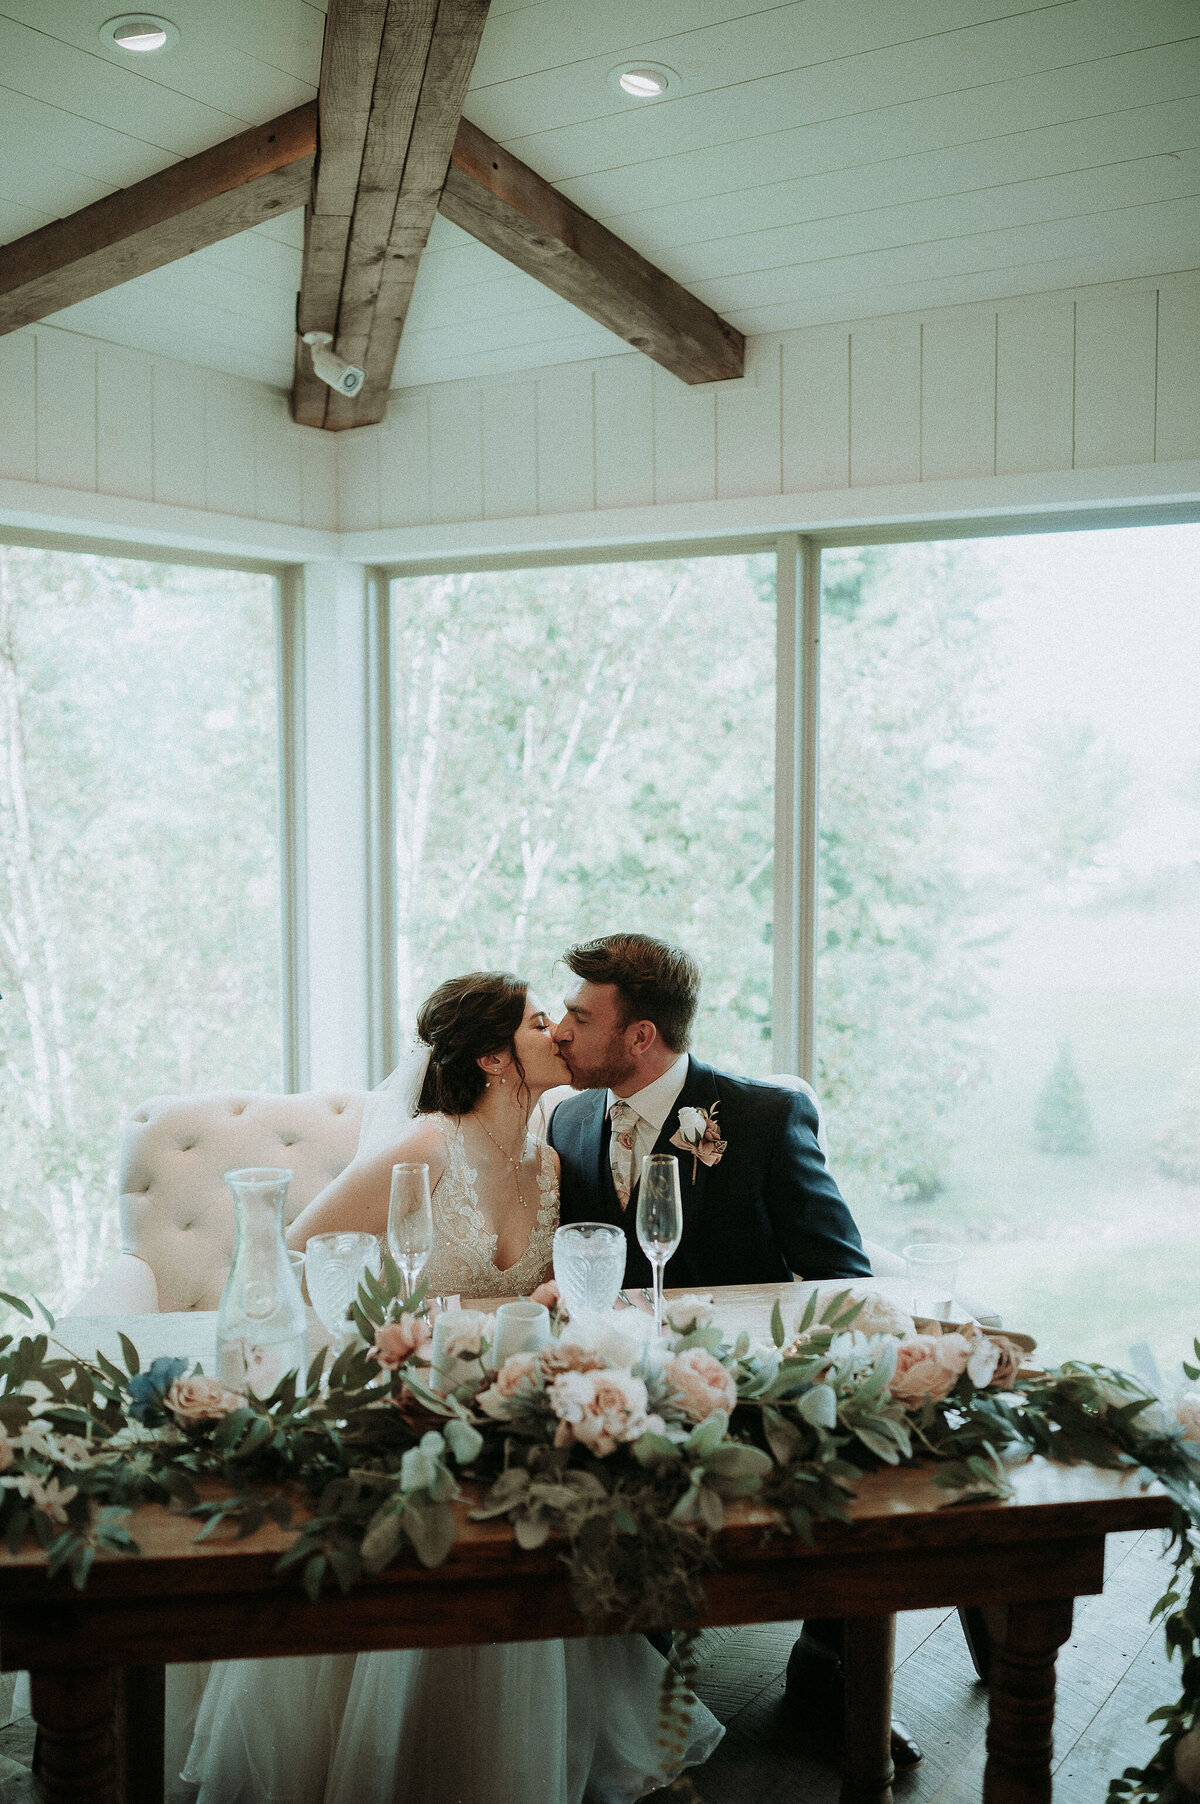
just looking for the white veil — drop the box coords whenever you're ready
[355,1044,432,1160]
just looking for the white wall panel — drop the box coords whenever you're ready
[781,327,850,493]
[428,385,483,524]
[849,320,921,488]
[1074,289,1159,470]
[594,358,653,511]
[482,382,538,520]
[378,391,431,529]
[652,364,716,506]
[254,390,304,527]
[716,337,782,501]
[995,299,1075,478]
[36,331,96,492]
[338,427,382,533]
[204,373,259,521]
[95,343,153,502]
[151,360,208,509]
[0,334,36,482]
[299,428,340,534]
[1155,284,1200,465]
[536,365,594,515]
[921,312,996,482]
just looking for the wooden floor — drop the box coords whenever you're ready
[0,1530,1170,1801]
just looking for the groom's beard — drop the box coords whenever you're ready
[561,1033,638,1093]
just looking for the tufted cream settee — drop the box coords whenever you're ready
[69,1092,366,1316]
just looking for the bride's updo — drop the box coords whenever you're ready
[415,972,529,1116]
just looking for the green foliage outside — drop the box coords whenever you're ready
[0,548,281,1310]
[390,556,776,1075]
[1033,1040,1097,1155]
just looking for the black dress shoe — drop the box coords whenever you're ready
[783,1632,923,1771]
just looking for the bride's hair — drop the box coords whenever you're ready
[415,972,530,1116]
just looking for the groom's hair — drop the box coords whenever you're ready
[563,934,700,1052]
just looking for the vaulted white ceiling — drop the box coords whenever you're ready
[1,0,1197,393]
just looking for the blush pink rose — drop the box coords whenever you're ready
[537,1341,607,1379]
[369,1313,433,1371]
[476,1353,542,1419]
[548,1368,652,1457]
[889,1333,973,1408]
[665,1348,738,1423]
[529,1280,560,1310]
[164,1376,247,1422]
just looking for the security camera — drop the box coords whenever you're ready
[302,332,367,398]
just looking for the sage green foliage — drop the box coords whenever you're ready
[1034,1039,1097,1156]
[1,1273,1197,1799]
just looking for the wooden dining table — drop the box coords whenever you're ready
[1,1284,1171,1804]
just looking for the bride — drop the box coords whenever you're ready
[168,971,722,1804]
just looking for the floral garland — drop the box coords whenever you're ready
[1,1274,1199,1802]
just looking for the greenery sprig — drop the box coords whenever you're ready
[1,1279,1198,1801]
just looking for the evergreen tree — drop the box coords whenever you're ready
[1034,1040,1096,1155]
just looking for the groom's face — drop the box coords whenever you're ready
[554,980,637,1090]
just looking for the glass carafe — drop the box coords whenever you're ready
[216,1167,308,1398]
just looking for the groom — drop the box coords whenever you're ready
[547,932,923,1774]
[548,932,871,1289]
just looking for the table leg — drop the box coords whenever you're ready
[29,1665,121,1804]
[119,1665,166,1804]
[840,1613,896,1804]
[983,1599,1075,1804]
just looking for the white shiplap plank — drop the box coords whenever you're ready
[0,331,37,482]
[338,428,383,533]
[254,389,305,526]
[994,298,1075,477]
[716,336,782,500]
[594,358,653,511]
[1074,288,1159,469]
[378,390,432,529]
[652,364,716,506]
[921,310,996,482]
[781,326,850,493]
[849,319,921,487]
[35,330,96,492]
[428,386,484,524]
[204,374,259,521]
[1155,281,1200,464]
[95,341,153,501]
[535,364,595,515]
[482,382,538,519]
[300,426,340,533]
[151,360,208,507]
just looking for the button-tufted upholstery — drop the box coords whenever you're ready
[69,1091,366,1316]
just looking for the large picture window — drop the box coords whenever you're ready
[0,547,282,1309]
[817,526,1200,1375]
[389,554,775,1071]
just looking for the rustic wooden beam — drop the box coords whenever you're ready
[439,116,745,386]
[0,106,316,338]
[293,0,491,430]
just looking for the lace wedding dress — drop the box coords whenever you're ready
[167,1116,722,1804]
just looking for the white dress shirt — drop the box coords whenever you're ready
[607,1051,691,1186]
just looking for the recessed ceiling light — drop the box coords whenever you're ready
[99,14,179,54]
[610,63,677,100]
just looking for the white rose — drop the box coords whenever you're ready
[665,1294,716,1335]
[559,1311,648,1369]
[675,1107,708,1146]
[548,1368,652,1458]
[438,1311,489,1362]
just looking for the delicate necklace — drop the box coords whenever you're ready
[474,1116,531,1208]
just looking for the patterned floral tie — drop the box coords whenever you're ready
[608,1100,640,1212]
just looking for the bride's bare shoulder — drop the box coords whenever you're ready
[368,1112,449,1172]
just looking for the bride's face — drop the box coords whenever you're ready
[500,993,570,1095]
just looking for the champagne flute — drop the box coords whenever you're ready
[636,1154,683,1339]
[387,1163,434,1303]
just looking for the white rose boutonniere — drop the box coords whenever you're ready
[669,1102,727,1184]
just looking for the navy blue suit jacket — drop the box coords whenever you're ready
[548,1058,871,1290]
